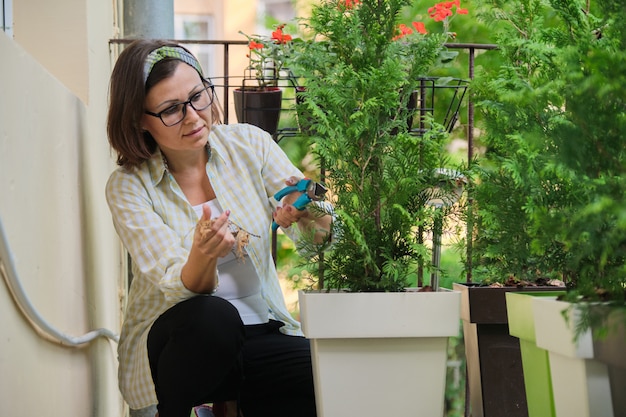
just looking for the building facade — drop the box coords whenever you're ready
[0,0,296,416]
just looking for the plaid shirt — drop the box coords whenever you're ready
[106,124,306,409]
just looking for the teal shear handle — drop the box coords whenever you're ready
[272,179,327,231]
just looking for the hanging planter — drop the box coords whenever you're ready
[235,24,294,137]
[407,77,469,136]
[233,87,283,137]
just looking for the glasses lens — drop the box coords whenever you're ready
[160,87,214,127]
[161,103,185,126]
[190,87,213,112]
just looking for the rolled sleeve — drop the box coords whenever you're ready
[106,167,197,304]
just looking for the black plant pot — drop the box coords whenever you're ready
[233,87,282,136]
[453,282,564,417]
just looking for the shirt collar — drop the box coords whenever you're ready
[147,142,216,186]
[147,147,168,186]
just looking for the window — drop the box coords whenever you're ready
[174,14,215,78]
[1,0,13,36]
[262,0,296,24]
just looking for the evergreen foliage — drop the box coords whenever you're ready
[290,0,466,292]
[470,0,626,308]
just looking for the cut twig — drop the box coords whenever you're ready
[197,219,254,261]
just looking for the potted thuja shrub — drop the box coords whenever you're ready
[468,0,626,416]
[454,158,565,417]
[514,2,626,415]
[288,1,469,416]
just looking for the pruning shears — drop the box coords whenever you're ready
[272,178,328,231]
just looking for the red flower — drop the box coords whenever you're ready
[392,24,411,41]
[392,21,429,41]
[339,0,360,10]
[248,41,265,50]
[428,4,453,22]
[399,24,414,36]
[393,0,466,42]
[412,21,428,34]
[271,24,293,44]
[428,0,467,22]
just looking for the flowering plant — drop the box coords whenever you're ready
[395,0,467,39]
[290,0,470,292]
[392,0,468,66]
[239,24,294,89]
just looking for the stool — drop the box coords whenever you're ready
[192,404,215,417]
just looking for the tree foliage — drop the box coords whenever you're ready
[470,0,626,304]
[291,0,466,291]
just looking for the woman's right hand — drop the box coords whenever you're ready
[182,204,235,293]
[194,204,235,259]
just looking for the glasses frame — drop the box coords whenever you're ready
[145,82,215,127]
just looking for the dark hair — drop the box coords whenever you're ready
[107,39,218,169]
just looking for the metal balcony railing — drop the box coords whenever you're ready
[109,39,497,158]
[109,39,498,272]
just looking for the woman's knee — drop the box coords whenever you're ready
[149,295,244,360]
[183,296,244,335]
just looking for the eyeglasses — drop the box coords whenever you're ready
[145,85,215,127]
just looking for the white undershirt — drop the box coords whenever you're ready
[193,199,269,325]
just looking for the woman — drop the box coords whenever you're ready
[106,39,331,417]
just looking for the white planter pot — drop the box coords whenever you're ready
[298,289,461,417]
[532,297,615,417]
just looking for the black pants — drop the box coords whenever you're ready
[147,295,317,417]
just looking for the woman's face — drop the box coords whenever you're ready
[142,62,213,153]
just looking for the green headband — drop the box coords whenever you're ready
[143,46,204,83]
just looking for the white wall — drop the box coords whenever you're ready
[0,0,123,415]
[13,0,89,102]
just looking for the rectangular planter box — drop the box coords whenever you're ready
[454,283,564,417]
[299,290,461,417]
[506,291,566,417]
[533,298,625,417]
[592,310,626,415]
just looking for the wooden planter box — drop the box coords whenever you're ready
[454,282,564,417]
